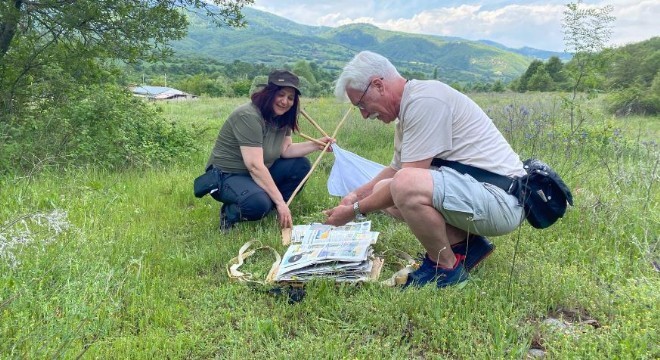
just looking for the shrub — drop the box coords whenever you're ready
[0,84,197,174]
[606,81,660,116]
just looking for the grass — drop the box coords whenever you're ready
[1,93,658,359]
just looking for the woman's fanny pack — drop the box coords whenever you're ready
[193,165,223,198]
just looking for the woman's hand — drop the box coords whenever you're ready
[275,203,293,229]
[282,135,335,158]
[316,136,335,152]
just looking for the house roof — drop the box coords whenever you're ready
[129,85,197,100]
[130,86,182,96]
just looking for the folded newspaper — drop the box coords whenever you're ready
[276,221,383,283]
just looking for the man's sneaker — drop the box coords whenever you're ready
[451,235,495,271]
[403,253,469,288]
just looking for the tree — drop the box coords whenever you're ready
[527,66,554,91]
[545,56,566,85]
[562,0,614,129]
[516,60,545,92]
[231,78,252,97]
[471,82,492,92]
[0,0,252,173]
[449,82,464,92]
[1,0,252,113]
[292,60,316,84]
[491,80,505,93]
[603,37,660,115]
[0,1,250,62]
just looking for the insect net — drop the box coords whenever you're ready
[327,143,385,197]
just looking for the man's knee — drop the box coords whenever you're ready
[373,178,393,193]
[391,168,421,198]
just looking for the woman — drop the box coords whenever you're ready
[206,70,333,231]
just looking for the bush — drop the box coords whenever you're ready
[606,83,660,116]
[0,84,198,174]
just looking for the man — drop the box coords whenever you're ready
[324,51,526,288]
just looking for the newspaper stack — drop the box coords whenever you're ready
[275,221,382,283]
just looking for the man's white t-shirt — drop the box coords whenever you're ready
[391,80,525,178]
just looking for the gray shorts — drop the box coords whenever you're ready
[431,167,524,236]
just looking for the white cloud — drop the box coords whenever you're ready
[609,0,660,48]
[250,0,660,52]
[316,13,346,27]
[332,4,567,50]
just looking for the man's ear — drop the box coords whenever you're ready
[374,77,385,94]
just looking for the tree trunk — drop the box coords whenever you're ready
[0,0,23,61]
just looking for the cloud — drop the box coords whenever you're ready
[250,0,659,52]
[316,13,346,27]
[609,0,660,48]
[334,4,567,51]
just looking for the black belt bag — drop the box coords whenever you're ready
[431,158,574,229]
[430,158,515,192]
[193,165,223,198]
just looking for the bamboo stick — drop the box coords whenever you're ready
[286,107,351,207]
[282,107,353,245]
[298,132,326,146]
[329,107,352,138]
[301,109,330,137]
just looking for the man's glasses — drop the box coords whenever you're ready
[355,77,383,110]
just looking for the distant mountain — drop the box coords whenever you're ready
[478,40,572,61]
[172,7,547,83]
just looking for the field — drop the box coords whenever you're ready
[1,93,658,358]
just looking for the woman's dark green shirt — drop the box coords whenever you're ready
[206,102,291,174]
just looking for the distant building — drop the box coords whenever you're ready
[129,85,198,101]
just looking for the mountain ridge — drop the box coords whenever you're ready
[172,7,570,83]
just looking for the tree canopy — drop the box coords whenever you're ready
[511,37,659,115]
[0,1,251,61]
[1,0,252,109]
[0,0,252,173]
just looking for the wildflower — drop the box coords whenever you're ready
[0,210,70,268]
[520,105,530,117]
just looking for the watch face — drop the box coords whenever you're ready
[353,202,365,219]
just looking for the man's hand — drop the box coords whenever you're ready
[340,191,358,206]
[323,205,354,226]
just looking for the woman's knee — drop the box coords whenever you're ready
[237,192,273,220]
[289,157,311,178]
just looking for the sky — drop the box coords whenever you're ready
[249,0,659,52]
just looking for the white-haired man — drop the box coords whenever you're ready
[324,51,526,288]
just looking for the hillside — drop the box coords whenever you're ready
[171,7,563,83]
[478,40,572,61]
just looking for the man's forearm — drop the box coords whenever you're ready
[356,180,395,215]
[356,166,397,200]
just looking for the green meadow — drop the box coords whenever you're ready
[1,94,658,358]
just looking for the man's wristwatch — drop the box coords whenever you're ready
[353,201,366,220]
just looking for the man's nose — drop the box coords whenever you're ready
[360,108,369,119]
